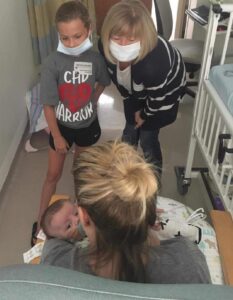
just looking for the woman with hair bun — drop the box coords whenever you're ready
[41,141,210,284]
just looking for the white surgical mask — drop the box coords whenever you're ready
[57,37,93,56]
[109,40,141,62]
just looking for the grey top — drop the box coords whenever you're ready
[41,236,211,284]
[40,49,110,129]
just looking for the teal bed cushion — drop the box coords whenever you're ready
[209,63,233,115]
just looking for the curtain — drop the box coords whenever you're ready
[81,0,98,50]
[27,0,97,65]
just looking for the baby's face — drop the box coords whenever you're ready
[49,202,79,240]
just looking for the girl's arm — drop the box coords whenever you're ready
[94,83,106,103]
[44,105,69,153]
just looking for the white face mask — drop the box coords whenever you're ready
[109,40,141,62]
[57,37,93,56]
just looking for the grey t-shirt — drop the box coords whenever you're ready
[41,236,211,284]
[40,50,110,129]
[146,237,211,283]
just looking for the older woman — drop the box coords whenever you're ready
[98,0,186,175]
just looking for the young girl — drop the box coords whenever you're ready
[32,1,110,245]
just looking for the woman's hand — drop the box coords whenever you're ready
[135,111,145,128]
[54,136,69,154]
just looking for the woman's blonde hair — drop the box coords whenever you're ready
[72,140,158,282]
[101,0,158,64]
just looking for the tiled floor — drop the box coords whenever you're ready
[0,83,212,267]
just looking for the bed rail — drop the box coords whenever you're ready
[178,4,233,216]
[195,79,233,214]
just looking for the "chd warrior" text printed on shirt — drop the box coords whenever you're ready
[56,102,93,122]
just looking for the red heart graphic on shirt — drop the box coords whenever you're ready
[58,83,92,113]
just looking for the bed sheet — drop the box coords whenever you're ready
[156,197,224,285]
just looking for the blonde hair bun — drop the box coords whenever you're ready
[111,148,157,203]
[73,140,158,223]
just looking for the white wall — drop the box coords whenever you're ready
[0,0,37,190]
[169,0,179,40]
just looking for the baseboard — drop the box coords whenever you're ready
[0,112,28,192]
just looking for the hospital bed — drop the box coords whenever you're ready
[175,3,233,286]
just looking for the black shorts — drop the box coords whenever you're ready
[49,118,101,150]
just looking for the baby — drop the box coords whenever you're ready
[41,199,204,245]
[40,199,85,241]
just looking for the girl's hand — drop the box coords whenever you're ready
[54,136,69,154]
[135,111,145,128]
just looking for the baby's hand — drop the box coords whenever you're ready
[70,221,86,241]
[155,207,165,223]
[152,222,162,231]
[156,208,165,214]
[69,228,82,241]
[151,208,165,231]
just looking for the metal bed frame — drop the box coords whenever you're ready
[175,3,233,216]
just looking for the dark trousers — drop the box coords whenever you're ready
[122,122,162,175]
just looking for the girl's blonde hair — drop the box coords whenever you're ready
[101,0,158,64]
[72,140,158,282]
[55,1,91,30]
